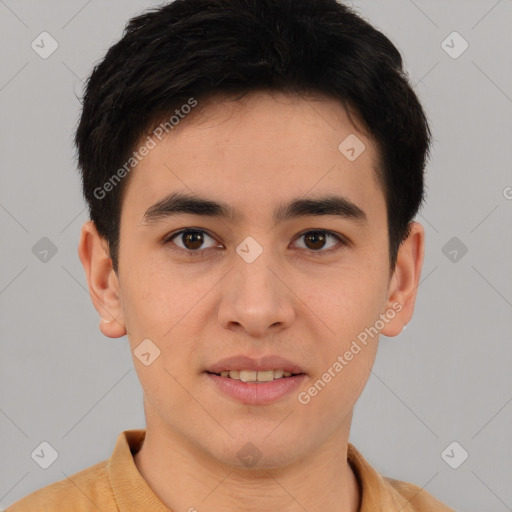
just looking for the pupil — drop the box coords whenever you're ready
[184,231,203,250]
[306,232,325,250]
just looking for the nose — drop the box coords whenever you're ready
[217,248,296,338]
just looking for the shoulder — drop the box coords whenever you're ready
[347,442,456,511]
[384,476,457,511]
[5,459,113,512]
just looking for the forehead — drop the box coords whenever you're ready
[122,91,385,223]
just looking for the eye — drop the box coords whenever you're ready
[163,228,346,256]
[165,229,220,253]
[292,230,345,253]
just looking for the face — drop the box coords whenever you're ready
[80,91,423,469]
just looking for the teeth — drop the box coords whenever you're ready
[216,369,299,381]
[240,370,257,382]
[257,370,274,382]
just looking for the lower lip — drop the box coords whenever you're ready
[205,373,307,405]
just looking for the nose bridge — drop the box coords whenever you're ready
[217,237,295,335]
[232,240,280,304]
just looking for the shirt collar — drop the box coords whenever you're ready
[108,429,169,511]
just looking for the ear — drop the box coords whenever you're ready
[78,221,126,338]
[380,221,425,337]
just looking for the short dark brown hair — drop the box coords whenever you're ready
[75,0,432,273]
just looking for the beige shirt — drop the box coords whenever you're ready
[6,429,456,511]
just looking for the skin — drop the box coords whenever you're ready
[78,91,424,512]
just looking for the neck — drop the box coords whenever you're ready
[133,413,361,512]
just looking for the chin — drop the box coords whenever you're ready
[204,430,308,470]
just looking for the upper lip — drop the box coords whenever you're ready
[206,355,306,375]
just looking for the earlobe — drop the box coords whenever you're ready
[78,221,127,338]
[380,221,425,338]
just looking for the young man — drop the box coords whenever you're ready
[7,0,456,510]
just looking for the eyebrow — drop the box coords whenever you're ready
[142,192,367,225]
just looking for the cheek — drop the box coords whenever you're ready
[119,255,199,337]
[119,260,223,382]
[297,265,385,397]
[300,303,379,424]
[301,263,386,333]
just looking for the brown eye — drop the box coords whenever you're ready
[167,229,218,252]
[304,232,327,250]
[294,230,343,252]
[182,231,204,250]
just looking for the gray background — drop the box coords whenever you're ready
[1,0,511,510]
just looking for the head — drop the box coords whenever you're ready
[77,0,430,469]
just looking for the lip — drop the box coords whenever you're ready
[206,372,307,405]
[205,354,306,375]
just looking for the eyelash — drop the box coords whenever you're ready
[163,228,347,257]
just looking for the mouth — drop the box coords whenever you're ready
[205,369,305,382]
[205,369,307,405]
[204,355,307,403]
